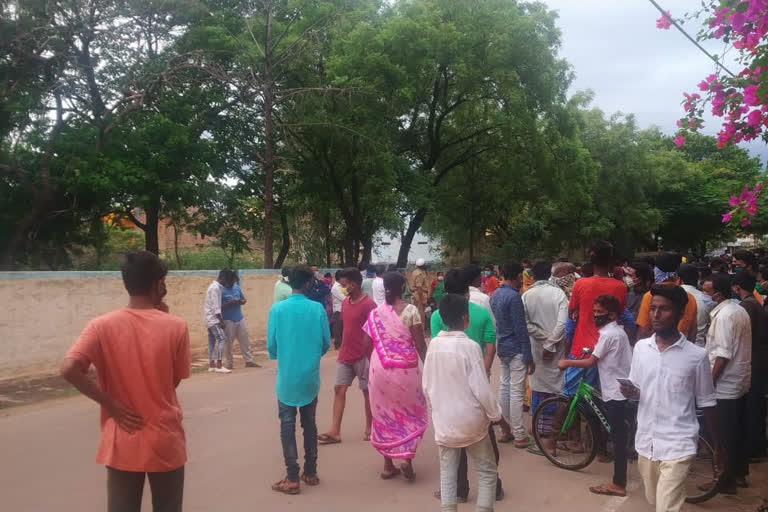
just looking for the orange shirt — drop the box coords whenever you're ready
[636,285,698,337]
[66,308,191,472]
[568,276,627,357]
[754,289,764,306]
[486,276,500,296]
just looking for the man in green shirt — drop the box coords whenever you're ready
[430,268,502,502]
[431,269,496,374]
[273,267,292,303]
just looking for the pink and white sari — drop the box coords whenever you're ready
[363,304,428,460]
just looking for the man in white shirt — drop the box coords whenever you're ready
[622,285,721,512]
[701,273,752,492]
[330,270,346,349]
[678,264,713,347]
[203,270,233,374]
[522,260,567,455]
[423,294,510,512]
[465,264,496,325]
[372,264,386,307]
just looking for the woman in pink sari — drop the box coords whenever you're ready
[363,272,428,481]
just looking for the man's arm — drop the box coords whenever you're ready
[481,308,497,374]
[544,292,569,358]
[60,358,143,433]
[511,293,534,372]
[267,308,278,360]
[711,356,729,384]
[636,292,653,339]
[558,355,597,370]
[320,307,331,355]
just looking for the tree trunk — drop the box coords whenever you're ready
[361,235,373,266]
[342,236,355,267]
[144,202,160,255]
[396,208,427,267]
[324,215,332,268]
[173,221,182,268]
[275,207,290,269]
[1,193,51,270]
[262,3,275,269]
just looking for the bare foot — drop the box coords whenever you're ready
[400,461,415,482]
[589,482,626,497]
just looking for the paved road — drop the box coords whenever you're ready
[1,354,764,511]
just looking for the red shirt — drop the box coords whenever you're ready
[568,276,627,357]
[66,308,191,472]
[338,294,377,364]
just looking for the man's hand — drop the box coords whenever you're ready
[557,359,569,371]
[527,361,536,375]
[494,417,512,437]
[542,350,555,361]
[620,382,640,401]
[239,298,247,305]
[105,398,144,434]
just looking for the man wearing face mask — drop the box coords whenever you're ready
[60,251,191,512]
[733,249,764,305]
[702,273,752,493]
[625,262,653,320]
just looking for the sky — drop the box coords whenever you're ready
[540,0,768,164]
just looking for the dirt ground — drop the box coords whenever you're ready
[1,352,766,512]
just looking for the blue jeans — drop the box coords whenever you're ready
[207,325,226,361]
[498,354,527,440]
[278,398,318,482]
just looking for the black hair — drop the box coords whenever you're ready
[366,264,376,274]
[289,265,314,290]
[375,263,386,276]
[630,261,653,285]
[121,251,168,296]
[439,293,469,330]
[501,261,523,282]
[218,268,235,283]
[677,263,700,287]
[710,257,728,273]
[383,272,406,305]
[733,271,757,293]
[444,268,469,295]
[532,260,552,281]
[342,267,363,285]
[733,249,758,271]
[581,262,594,277]
[594,294,621,315]
[463,264,483,286]
[334,270,342,280]
[521,259,532,266]
[708,272,733,298]
[650,284,689,315]
[590,240,614,268]
[281,267,290,278]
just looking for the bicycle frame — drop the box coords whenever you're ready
[560,380,612,435]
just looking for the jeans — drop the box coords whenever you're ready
[107,466,184,512]
[456,425,502,500]
[278,398,318,482]
[223,319,254,366]
[605,400,628,488]
[717,396,749,485]
[439,435,497,512]
[499,354,527,440]
[207,325,226,361]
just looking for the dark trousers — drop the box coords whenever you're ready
[106,466,184,512]
[278,398,318,482]
[746,370,767,458]
[457,425,502,499]
[717,396,749,485]
[605,400,629,488]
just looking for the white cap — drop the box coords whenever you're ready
[416,258,426,267]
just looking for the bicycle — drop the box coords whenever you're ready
[530,364,719,504]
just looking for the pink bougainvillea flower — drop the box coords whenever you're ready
[748,203,759,216]
[742,217,752,227]
[673,135,685,147]
[743,84,760,106]
[656,10,673,30]
[722,212,733,223]
[729,195,740,207]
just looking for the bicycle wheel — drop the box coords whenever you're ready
[685,434,720,504]
[531,396,599,471]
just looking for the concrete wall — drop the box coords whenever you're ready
[0,270,288,380]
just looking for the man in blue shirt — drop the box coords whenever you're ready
[490,261,534,449]
[221,270,259,369]
[267,265,331,495]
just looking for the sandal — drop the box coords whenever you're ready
[400,462,415,482]
[318,434,341,445]
[300,473,320,486]
[380,467,401,480]
[513,437,532,449]
[271,478,300,495]
[589,484,626,497]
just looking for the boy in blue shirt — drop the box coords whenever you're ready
[220,270,259,369]
[268,265,331,495]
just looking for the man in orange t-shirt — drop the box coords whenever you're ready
[636,252,698,342]
[61,251,191,512]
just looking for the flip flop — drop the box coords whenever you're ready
[589,485,626,497]
[513,438,532,449]
[527,445,546,456]
[380,467,401,480]
[318,434,341,445]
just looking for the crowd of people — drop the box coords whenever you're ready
[56,242,768,512]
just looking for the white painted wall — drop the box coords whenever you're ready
[373,231,442,264]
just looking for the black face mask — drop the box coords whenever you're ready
[594,314,612,328]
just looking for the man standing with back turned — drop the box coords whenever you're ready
[60,251,191,512]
